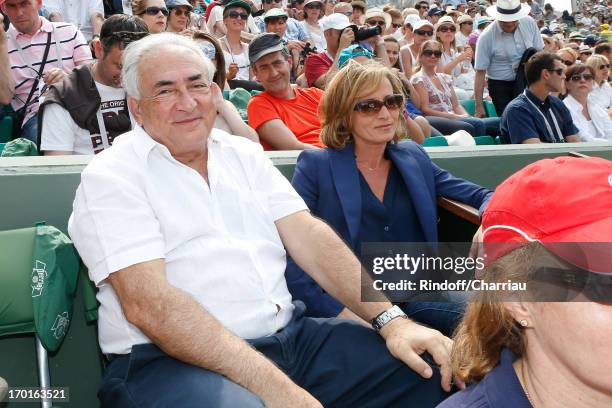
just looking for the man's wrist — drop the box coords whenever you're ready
[371,305,407,332]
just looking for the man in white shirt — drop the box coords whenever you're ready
[69,32,457,407]
[39,14,148,155]
[43,0,104,41]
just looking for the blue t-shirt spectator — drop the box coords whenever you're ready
[500,89,579,144]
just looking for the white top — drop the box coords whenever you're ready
[68,126,306,354]
[300,20,326,52]
[222,40,251,81]
[41,81,133,154]
[589,81,612,111]
[563,94,612,141]
[455,32,468,49]
[474,16,544,81]
[42,0,104,41]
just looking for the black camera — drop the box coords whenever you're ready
[299,42,318,65]
[351,25,382,42]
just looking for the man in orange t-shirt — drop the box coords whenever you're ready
[247,33,325,150]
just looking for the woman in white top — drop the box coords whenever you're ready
[300,0,326,52]
[434,16,472,99]
[411,40,500,137]
[399,19,433,80]
[563,64,612,141]
[585,54,612,115]
[220,3,253,82]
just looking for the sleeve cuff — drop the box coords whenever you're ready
[90,242,165,286]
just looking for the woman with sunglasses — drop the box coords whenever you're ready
[585,54,612,114]
[165,0,193,33]
[439,156,612,408]
[434,16,472,100]
[399,19,433,80]
[562,65,612,141]
[300,0,326,52]
[412,40,500,137]
[219,1,257,87]
[286,61,491,338]
[132,0,168,33]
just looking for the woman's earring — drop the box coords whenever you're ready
[519,319,529,327]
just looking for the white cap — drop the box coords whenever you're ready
[412,19,434,31]
[404,14,421,27]
[320,13,353,31]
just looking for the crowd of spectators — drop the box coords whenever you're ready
[1,0,611,152]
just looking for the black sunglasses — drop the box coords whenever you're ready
[392,23,402,29]
[354,94,404,114]
[562,59,574,66]
[599,64,610,69]
[414,29,434,36]
[263,0,282,3]
[438,26,456,33]
[460,21,473,25]
[531,266,612,303]
[568,73,594,81]
[142,6,169,16]
[415,4,428,9]
[422,49,442,58]
[547,68,564,76]
[367,20,386,27]
[305,3,322,9]
[228,11,249,19]
[170,8,191,17]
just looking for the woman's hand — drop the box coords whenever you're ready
[227,63,238,80]
[460,46,473,62]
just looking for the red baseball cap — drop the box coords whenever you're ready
[482,156,612,273]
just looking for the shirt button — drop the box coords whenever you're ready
[384,226,390,232]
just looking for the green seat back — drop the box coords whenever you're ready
[0,143,5,155]
[228,88,251,123]
[0,138,38,157]
[474,136,495,145]
[423,136,449,147]
[223,90,230,100]
[81,267,99,323]
[484,100,498,117]
[459,100,476,116]
[0,116,12,143]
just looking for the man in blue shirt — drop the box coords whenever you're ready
[501,52,580,144]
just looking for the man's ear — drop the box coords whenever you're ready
[127,96,143,127]
[93,39,103,60]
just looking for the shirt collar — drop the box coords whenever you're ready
[525,89,551,109]
[485,349,533,408]
[10,17,52,39]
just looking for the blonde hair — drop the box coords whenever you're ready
[585,54,610,84]
[452,243,564,383]
[402,8,419,18]
[132,0,151,16]
[557,47,578,64]
[319,61,407,149]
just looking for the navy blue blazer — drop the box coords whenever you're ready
[286,141,493,317]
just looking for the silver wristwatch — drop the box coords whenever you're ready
[371,305,407,332]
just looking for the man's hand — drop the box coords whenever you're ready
[338,28,355,53]
[379,318,463,392]
[287,40,306,52]
[42,68,66,85]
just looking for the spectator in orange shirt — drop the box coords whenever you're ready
[247,33,324,150]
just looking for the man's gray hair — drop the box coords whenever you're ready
[122,33,217,99]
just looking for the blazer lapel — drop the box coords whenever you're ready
[329,144,362,246]
[387,144,437,242]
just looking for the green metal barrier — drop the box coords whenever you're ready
[2,144,612,406]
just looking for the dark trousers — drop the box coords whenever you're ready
[99,303,450,408]
[488,78,519,117]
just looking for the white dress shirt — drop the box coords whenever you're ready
[68,126,307,354]
[589,81,612,111]
[563,94,612,141]
[43,0,104,41]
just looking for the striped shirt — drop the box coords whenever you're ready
[7,17,92,123]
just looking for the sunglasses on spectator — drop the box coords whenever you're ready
[547,68,565,76]
[414,29,434,36]
[305,4,322,9]
[438,26,456,33]
[171,8,191,17]
[568,73,594,81]
[392,23,402,29]
[266,16,288,24]
[532,266,612,303]
[561,59,574,66]
[354,94,404,114]
[263,0,282,4]
[228,11,249,19]
[580,51,592,55]
[366,19,386,27]
[460,21,473,25]
[599,64,610,69]
[422,49,442,58]
[142,6,169,16]
[415,4,429,9]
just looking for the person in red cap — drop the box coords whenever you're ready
[438,156,612,408]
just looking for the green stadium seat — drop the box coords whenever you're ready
[459,100,476,116]
[484,100,498,117]
[251,90,263,96]
[0,116,12,143]
[423,136,449,147]
[474,136,495,145]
